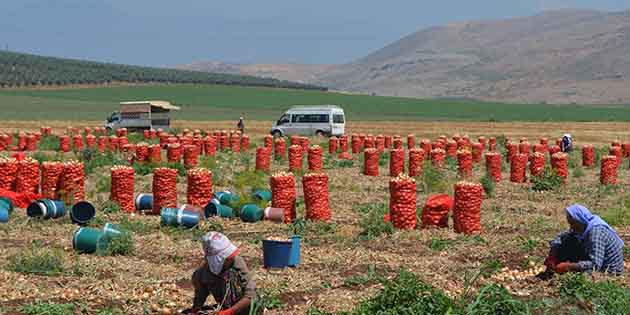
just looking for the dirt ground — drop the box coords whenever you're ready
[0,121,628,315]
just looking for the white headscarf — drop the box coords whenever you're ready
[201,232,239,275]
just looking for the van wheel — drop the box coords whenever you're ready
[272,131,282,138]
[315,130,326,137]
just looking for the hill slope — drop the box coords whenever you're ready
[0,51,325,91]
[182,9,630,104]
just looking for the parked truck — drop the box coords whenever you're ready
[104,100,180,131]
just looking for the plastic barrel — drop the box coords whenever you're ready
[160,208,178,226]
[262,239,292,268]
[289,235,301,267]
[253,189,272,202]
[0,207,8,223]
[73,227,109,254]
[240,204,263,223]
[103,223,124,239]
[205,202,234,218]
[27,199,66,219]
[214,191,239,206]
[0,197,13,214]
[161,208,200,229]
[263,207,285,223]
[135,193,153,211]
[204,198,222,218]
[71,201,96,225]
[179,204,204,221]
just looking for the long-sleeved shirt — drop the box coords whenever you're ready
[550,227,624,274]
[193,256,256,314]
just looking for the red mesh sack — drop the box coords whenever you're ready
[421,194,452,228]
[551,152,568,181]
[167,143,182,163]
[16,158,39,194]
[0,158,18,191]
[308,145,323,172]
[351,135,361,154]
[519,142,530,161]
[109,136,119,152]
[271,172,296,223]
[452,181,483,234]
[582,144,595,167]
[471,143,483,163]
[446,140,457,158]
[149,144,162,164]
[506,142,518,162]
[533,143,545,154]
[364,136,375,149]
[240,134,250,151]
[111,166,135,213]
[339,135,349,152]
[288,145,303,172]
[390,149,405,177]
[478,136,486,148]
[204,136,217,156]
[187,168,213,208]
[135,143,149,162]
[61,160,85,204]
[485,152,501,182]
[329,137,339,154]
[59,135,71,153]
[17,134,26,151]
[376,135,385,153]
[25,135,37,151]
[622,143,630,158]
[529,152,545,178]
[384,135,392,149]
[299,137,309,153]
[408,148,425,177]
[407,134,416,150]
[393,137,403,150]
[230,134,241,153]
[548,145,561,155]
[41,161,63,199]
[611,140,621,147]
[72,135,84,152]
[152,167,178,215]
[421,139,432,154]
[303,173,331,221]
[389,174,416,230]
[510,153,527,183]
[184,145,199,168]
[609,146,622,167]
[264,135,273,148]
[219,134,229,151]
[363,148,379,176]
[430,148,446,168]
[457,150,473,178]
[600,156,618,185]
[274,137,286,160]
[256,147,271,172]
[289,135,300,147]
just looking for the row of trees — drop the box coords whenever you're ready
[0,51,327,91]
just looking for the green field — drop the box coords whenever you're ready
[0,84,629,121]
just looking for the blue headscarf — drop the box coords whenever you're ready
[565,204,624,245]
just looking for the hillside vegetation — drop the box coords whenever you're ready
[0,50,325,91]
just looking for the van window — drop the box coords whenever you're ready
[333,114,344,124]
[291,114,329,123]
[278,114,290,125]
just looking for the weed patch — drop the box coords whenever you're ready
[358,203,393,240]
[7,244,65,276]
[20,302,74,315]
[421,162,449,194]
[531,166,563,191]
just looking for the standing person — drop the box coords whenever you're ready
[537,204,624,279]
[561,133,573,152]
[184,232,257,315]
[237,114,245,134]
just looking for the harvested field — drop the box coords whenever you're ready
[0,123,629,315]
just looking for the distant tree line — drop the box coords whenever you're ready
[0,51,327,91]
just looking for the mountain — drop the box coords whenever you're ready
[180,9,630,104]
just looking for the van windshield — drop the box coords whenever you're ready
[333,114,344,124]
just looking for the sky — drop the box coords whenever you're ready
[1,0,629,67]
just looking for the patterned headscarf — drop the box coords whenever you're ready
[565,204,623,245]
[201,232,239,275]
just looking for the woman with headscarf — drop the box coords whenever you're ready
[538,204,624,279]
[185,232,257,315]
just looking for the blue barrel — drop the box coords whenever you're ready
[0,197,13,214]
[262,239,292,268]
[27,199,66,219]
[135,193,153,211]
[103,223,124,238]
[240,204,263,223]
[71,201,95,225]
[205,202,234,218]
[160,208,178,226]
[289,235,301,267]
[253,189,272,202]
[204,198,222,218]
[214,191,239,205]
[0,207,8,223]
[161,208,200,229]
[73,227,109,254]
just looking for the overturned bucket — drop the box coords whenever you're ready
[27,199,66,219]
[103,223,124,239]
[135,193,153,212]
[71,201,96,225]
[263,207,284,223]
[161,208,200,229]
[205,201,234,218]
[214,191,238,205]
[240,204,263,223]
[204,198,221,218]
[179,204,204,221]
[252,189,272,202]
[0,197,12,223]
[73,227,109,254]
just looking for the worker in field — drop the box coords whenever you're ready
[184,232,257,315]
[537,204,624,279]
[560,133,573,152]
[237,114,245,134]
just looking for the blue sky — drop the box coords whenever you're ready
[1,0,628,66]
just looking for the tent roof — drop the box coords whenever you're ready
[120,100,181,111]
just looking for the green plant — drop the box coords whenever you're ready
[428,237,456,251]
[466,284,530,315]
[343,265,383,287]
[480,259,504,277]
[306,307,333,315]
[96,307,123,315]
[95,175,111,193]
[572,166,584,178]
[480,174,495,197]
[421,162,449,194]
[101,232,134,256]
[7,244,65,276]
[100,199,121,214]
[20,302,74,315]
[118,216,152,235]
[358,204,394,240]
[599,195,630,226]
[519,237,539,253]
[531,166,563,191]
[378,153,388,166]
[37,135,60,151]
[557,273,630,314]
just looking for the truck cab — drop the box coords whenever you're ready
[104,101,180,131]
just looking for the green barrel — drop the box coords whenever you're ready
[253,189,272,202]
[214,191,240,206]
[240,204,263,223]
[73,227,109,254]
[205,202,234,218]
[160,208,178,226]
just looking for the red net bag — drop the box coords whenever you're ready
[393,137,403,150]
[16,158,39,194]
[59,135,71,153]
[303,173,331,222]
[338,152,353,160]
[0,158,18,191]
[471,143,483,163]
[61,160,85,204]
[364,148,379,176]
[600,156,618,185]
[453,181,483,234]
[582,144,595,167]
[193,137,204,155]
[271,172,296,223]
[184,145,199,168]
[339,135,349,152]
[329,137,339,154]
[308,145,323,172]
[457,139,468,151]
[116,128,127,137]
[611,140,621,147]
[118,136,129,148]
[159,133,169,147]
[288,135,299,147]
[510,153,527,183]
[551,152,568,181]
[421,194,452,228]
[299,137,309,153]
[187,168,213,208]
[204,136,217,156]
[408,148,425,177]
[390,149,405,177]
[351,135,361,154]
[17,134,26,151]
[167,143,182,163]
[548,145,561,155]
[389,174,416,230]
[241,134,250,151]
[384,135,392,149]
[555,138,562,147]
[452,134,461,142]
[519,142,530,161]
[193,129,201,138]
[364,136,375,149]
[433,140,445,150]
[506,142,518,162]
[478,136,487,148]
[264,135,273,148]
[85,134,96,149]
[540,137,548,146]
[446,140,457,158]
[609,146,622,167]
[485,152,501,182]
[0,134,8,151]
[376,135,385,153]
[219,134,229,151]
[457,150,473,178]
[489,136,497,148]
[111,166,135,213]
[622,143,630,158]
[256,147,271,172]
[26,135,37,151]
[430,148,446,168]
[152,167,178,215]
[135,143,149,162]
[407,134,416,150]
[288,145,303,172]
[532,143,545,154]
[529,152,545,178]
[143,129,150,140]
[274,137,286,160]
[359,134,366,145]
[230,134,241,153]
[41,161,63,199]
[149,145,162,164]
[97,136,107,153]
[109,136,119,152]
[421,139,432,154]
[72,135,84,152]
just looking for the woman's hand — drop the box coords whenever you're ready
[217,309,235,315]
[555,262,579,274]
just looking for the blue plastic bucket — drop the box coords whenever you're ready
[262,239,292,268]
[214,191,238,205]
[26,199,66,219]
[0,207,8,223]
[103,223,124,238]
[135,193,153,211]
[289,235,301,267]
[205,202,234,218]
[71,201,95,225]
[0,197,13,214]
[161,208,200,229]
[204,198,221,218]
[73,227,109,254]
[253,189,272,202]
[240,204,263,223]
